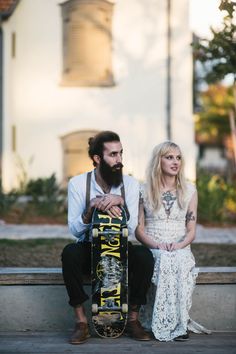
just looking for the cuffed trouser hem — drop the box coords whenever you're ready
[129,298,147,307]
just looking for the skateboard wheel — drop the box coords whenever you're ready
[122,228,128,237]
[92,304,98,313]
[92,228,99,238]
[122,304,128,313]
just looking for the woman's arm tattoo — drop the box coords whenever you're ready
[186,211,196,224]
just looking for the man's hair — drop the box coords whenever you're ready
[88,131,120,164]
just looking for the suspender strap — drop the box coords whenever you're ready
[85,171,92,210]
[121,181,130,220]
[121,183,125,202]
[84,171,92,242]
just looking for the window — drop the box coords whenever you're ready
[61,0,114,87]
[60,129,99,182]
[11,32,16,58]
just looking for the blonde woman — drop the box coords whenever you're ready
[136,142,210,342]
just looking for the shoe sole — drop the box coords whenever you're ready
[69,334,91,345]
[124,332,152,341]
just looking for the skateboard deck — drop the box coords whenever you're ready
[91,207,128,338]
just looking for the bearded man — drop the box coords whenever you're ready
[62,131,154,344]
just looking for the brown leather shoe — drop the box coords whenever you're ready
[69,322,91,344]
[125,320,151,341]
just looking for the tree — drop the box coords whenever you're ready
[195,84,234,143]
[193,0,236,167]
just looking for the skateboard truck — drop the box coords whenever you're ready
[92,302,128,314]
[92,228,128,238]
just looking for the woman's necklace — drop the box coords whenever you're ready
[161,190,176,219]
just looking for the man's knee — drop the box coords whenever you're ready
[130,245,154,271]
[61,243,78,265]
[139,247,154,271]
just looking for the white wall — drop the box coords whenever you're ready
[2,0,195,190]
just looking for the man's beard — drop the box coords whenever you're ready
[99,158,123,187]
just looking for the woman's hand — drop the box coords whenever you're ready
[156,242,170,250]
[156,242,183,251]
[168,242,183,251]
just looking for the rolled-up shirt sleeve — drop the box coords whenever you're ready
[68,177,90,241]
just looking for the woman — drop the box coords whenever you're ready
[136,141,210,341]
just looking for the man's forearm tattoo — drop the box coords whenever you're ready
[186,211,196,224]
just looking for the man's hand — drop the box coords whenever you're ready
[89,194,124,218]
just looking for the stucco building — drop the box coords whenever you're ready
[0,0,196,191]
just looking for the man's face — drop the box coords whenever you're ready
[99,141,124,187]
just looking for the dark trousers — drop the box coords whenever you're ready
[61,242,154,308]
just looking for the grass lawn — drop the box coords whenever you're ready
[0,239,235,267]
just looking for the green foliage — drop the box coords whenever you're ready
[0,174,67,221]
[193,0,236,84]
[0,180,18,216]
[197,171,236,223]
[25,174,67,216]
[195,84,233,143]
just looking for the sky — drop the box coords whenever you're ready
[189,0,224,38]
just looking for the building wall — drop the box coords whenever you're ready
[2,0,195,191]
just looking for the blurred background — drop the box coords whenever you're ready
[0,0,235,227]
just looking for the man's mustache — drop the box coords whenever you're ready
[112,163,123,171]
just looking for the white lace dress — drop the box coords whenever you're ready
[140,183,210,341]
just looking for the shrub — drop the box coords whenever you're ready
[0,180,18,216]
[25,174,67,216]
[197,171,236,224]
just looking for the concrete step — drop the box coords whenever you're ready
[0,331,235,354]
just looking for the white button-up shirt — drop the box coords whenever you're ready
[68,169,140,242]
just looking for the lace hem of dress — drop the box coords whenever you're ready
[188,319,212,335]
[140,250,211,341]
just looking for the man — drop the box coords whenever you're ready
[62,131,154,344]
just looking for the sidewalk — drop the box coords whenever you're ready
[0,222,236,243]
[0,331,235,354]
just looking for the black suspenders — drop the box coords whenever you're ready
[85,171,92,210]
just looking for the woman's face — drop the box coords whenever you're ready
[161,148,182,177]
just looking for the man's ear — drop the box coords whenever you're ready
[93,155,101,165]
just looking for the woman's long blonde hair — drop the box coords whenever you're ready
[145,141,187,212]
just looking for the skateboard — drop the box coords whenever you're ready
[91,207,128,338]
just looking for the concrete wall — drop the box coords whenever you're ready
[0,283,235,332]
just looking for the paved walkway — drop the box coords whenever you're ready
[0,331,235,354]
[0,222,236,243]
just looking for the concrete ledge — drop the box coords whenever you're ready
[0,267,236,332]
[0,267,236,285]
